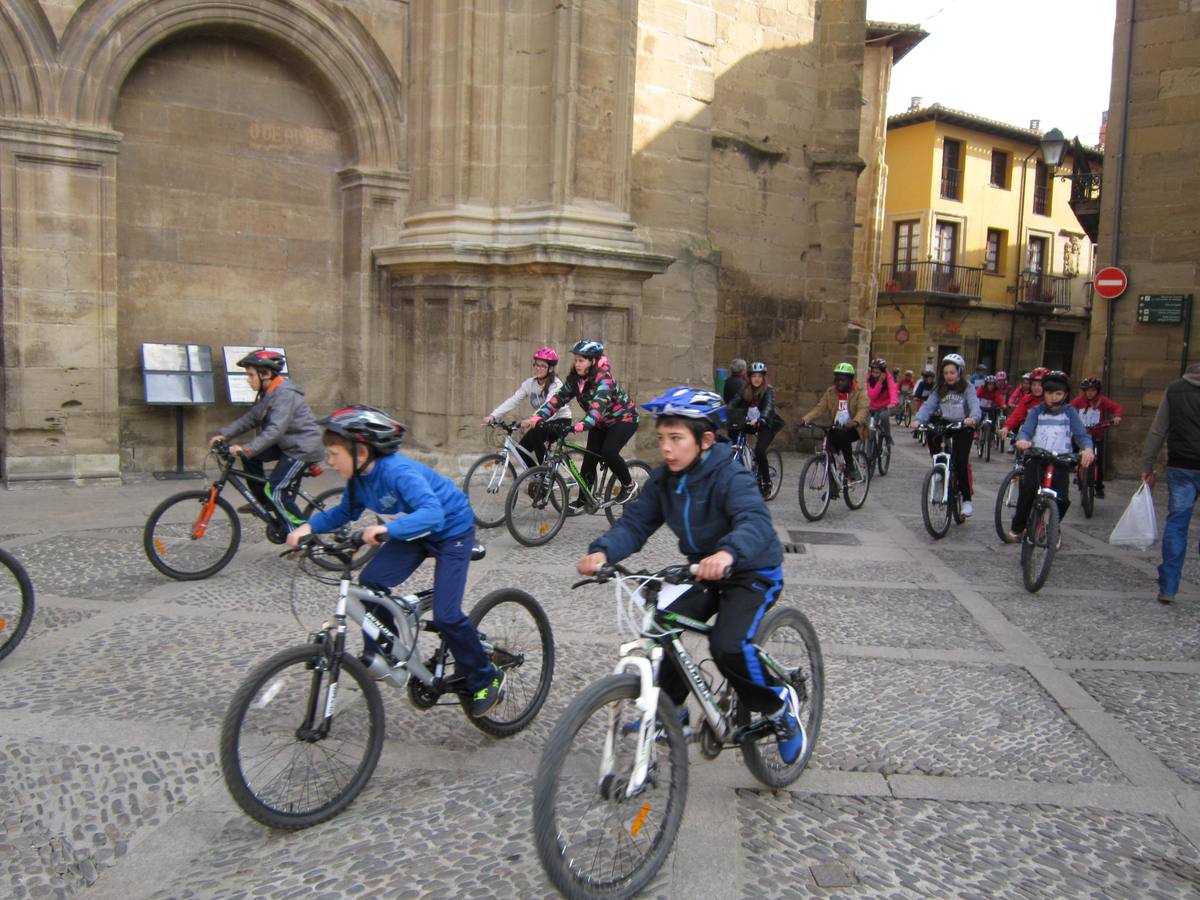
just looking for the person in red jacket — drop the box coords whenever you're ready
[1071,376,1123,498]
[975,375,1006,430]
[1005,372,1032,414]
[1000,367,1049,438]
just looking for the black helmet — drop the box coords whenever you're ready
[319,405,406,455]
[571,339,605,359]
[749,361,767,374]
[236,349,285,374]
[1081,376,1102,390]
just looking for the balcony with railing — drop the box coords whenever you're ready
[1017,270,1071,309]
[878,261,983,300]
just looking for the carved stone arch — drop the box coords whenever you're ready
[0,0,57,118]
[57,0,403,170]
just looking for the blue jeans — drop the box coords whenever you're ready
[359,527,494,691]
[1159,468,1200,597]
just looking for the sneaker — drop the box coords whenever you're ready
[961,500,974,517]
[469,671,505,718]
[566,498,588,516]
[1157,591,1176,606]
[845,465,862,483]
[615,482,639,505]
[771,690,808,765]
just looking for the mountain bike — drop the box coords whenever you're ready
[797,423,870,521]
[462,420,539,529]
[505,424,652,547]
[1019,448,1080,593]
[916,421,971,539]
[994,449,1026,543]
[1076,421,1115,519]
[143,439,380,580]
[974,411,995,462]
[729,428,783,501]
[532,562,822,899]
[864,410,891,476]
[894,393,913,427]
[0,547,34,664]
[220,529,554,829]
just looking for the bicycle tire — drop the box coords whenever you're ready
[738,607,823,788]
[1021,500,1060,593]
[921,467,952,539]
[506,465,569,546]
[220,643,385,829]
[0,547,35,663]
[302,488,382,572]
[798,456,831,521]
[1080,464,1096,519]
[461,589,555,737]
[604,459,654,525]
[877,439,891,477]
[993,468,1022,543]
[144,490,241,580]
[984,425,992,462]
[765,449,784,500]
[903,405,912,428]
[843,450,871,510]
[463,452,516,529]
[532,674,688,900]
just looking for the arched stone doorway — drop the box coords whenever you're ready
[113,35,347,470]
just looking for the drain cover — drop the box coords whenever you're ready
[783,543,806,554]
[787,530,861,546]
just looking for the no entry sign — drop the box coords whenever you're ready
[1095,266,1128,300]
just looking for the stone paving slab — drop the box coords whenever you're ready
[735,792,1200,898]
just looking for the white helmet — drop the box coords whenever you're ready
[942,353,966,371]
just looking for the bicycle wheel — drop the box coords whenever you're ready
[765,449,784,500]
[532,674,688,900]
[798,456,831,521]
[903,404,912,428]
[921,467,952,538]
[604,459,654,525]
[144,490,241,580]
[220,643,385,829]
[1021,500,1060,593]
[0,548,35,664]
[739,607,824,789]
[993,468,1022,543]
[461,589,555,737]
[877,438,891,477]
[302,488,383,572]
[843,450,871,510]
[1079,465,1096,519]
[463,453,516,529]
[506,465,569,546]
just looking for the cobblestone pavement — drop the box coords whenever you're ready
[3,435,1200,899]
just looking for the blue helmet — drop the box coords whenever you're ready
[641,386,726,426]
[571,339,605,359]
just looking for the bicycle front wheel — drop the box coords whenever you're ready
[220,643,385,829]
[877,438,891,477]
[302,488,383,572]
[144,490,241,580]
[921,467,952,538]
[1079,465,1096,519]
[533,674,688,900]
[463,589,555,737]
[765,449,784,500]
[798,456,831,521]
[506,465,569,547]
[983,425,993,463]
[0,548,34,663]
[463,452,516,529]
[1021,500,1060,593]
[604,459,654,524]
[739,606,824,788]
[843,450,871,510]
[993,468,1022,542]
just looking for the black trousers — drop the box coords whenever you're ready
[658,569,787,715]
[927,429,973,500]
[749,422,781,485]
[519,422,556,464]
[828,426,858,468]
[581,420,638,489]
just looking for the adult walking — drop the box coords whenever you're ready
[1141,362,1200,605]
[724,359,749,405]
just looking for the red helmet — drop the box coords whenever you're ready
[533,346,558,364]
[236,349,285,374]
[1030,367,1051,381]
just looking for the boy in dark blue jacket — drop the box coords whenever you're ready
[287,405,502,717]
[576,387,804,763]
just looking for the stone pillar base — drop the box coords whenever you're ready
[4,453,123,485]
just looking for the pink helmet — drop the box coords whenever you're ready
[996,370,1008,381]
[533,346,558,364]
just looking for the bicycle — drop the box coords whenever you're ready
[462,420,539,529]
[220,529,554,829]
[863,410,892,477]
[505,423,652,547]
[916,421,971,539]
[729,428,783,501]
[1076,421,1115,519]
[0,547,34,663]
[1018,448,1080,593]
[532,562,822,899]
[994,448,1026,543]
[797,423,870,521]
[974,411,994,462]
[894,393,913,428]
[143,439,380,580]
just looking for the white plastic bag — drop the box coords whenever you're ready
[1108,483,1158,550]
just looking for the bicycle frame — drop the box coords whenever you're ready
[544,434,613,508]
[203,441,322,530]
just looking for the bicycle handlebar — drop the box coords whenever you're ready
[571,560,731,589]
[486,419,523,435]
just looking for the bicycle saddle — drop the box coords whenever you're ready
[471,544,487,561]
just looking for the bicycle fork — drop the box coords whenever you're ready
[605,649,662,800]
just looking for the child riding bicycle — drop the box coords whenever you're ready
[483,345,571,464]
[1071,376,1122,498]
[208,349,323,527]
[914,353,981,516]
[575,387,805,764]
[286,405,504,718]
[800,362,868,482]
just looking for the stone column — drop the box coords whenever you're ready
[0,120,121,483]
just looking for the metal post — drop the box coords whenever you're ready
[1006,148,1037,374]
[1182,295,1194,378]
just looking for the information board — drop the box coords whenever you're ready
[141,343,215,405]
[223,346,288,404]
[1137,294,1189,324]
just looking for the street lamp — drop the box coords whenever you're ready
[1005,125,1069,372]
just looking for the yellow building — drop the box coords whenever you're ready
[872,104,1102,380]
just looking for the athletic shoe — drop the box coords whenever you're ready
[771,687,808,765]
[961,501,974,517]
[469,671,505,718]
[1157,591,1176,605]
[566,498,588,515]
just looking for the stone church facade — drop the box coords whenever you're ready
[0,0,868,481]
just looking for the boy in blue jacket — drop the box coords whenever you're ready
[286,405,502,717]
[1009,371,1095,544]
[575,387,805,763]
